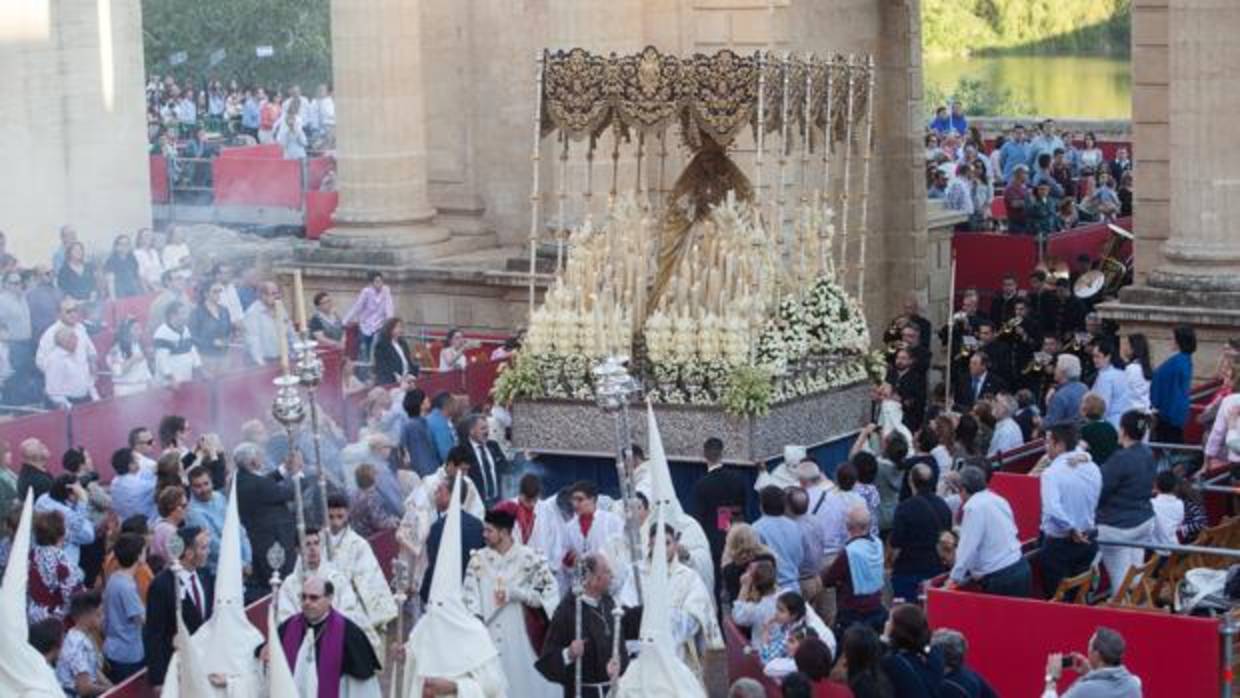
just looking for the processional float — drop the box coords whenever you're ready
[503,46,884,465]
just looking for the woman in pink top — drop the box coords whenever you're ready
[342,271,395,365]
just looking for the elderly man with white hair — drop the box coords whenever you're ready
[42,325,98,408]
[1045,353,1087,427]
[987,393,1025,456]
[820,505,886,635]
[234,440,304,598]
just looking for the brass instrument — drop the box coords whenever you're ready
[885,339,909,361]
[883,315,908,344]
[955,335,980,361]
[1074,224,1134,300]
[1023,351,1054,375]
[998,315,1024,341]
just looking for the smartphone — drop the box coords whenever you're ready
[1060,656,1075,669]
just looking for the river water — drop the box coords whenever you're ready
[924,54,1132,120]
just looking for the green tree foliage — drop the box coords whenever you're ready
[142,0,332,89]
[925,78,1033,118]
[923,0,1131,58]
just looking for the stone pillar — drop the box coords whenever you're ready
[318,0,454,263]
[1102,0,1240,376]
[1148,0,1240,291]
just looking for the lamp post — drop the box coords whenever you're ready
[592,355,643,604]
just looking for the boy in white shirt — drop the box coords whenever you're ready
[1150,470,1185,549]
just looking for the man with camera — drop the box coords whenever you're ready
[1042,627,1141,697]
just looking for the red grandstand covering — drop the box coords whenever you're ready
[149,155,170,204]
[0,410,69,476]
[212,157,302,208]
[989,471,1041,542]
[927,587,1220,698]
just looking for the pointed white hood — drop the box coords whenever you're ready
[175,597,215,697]
[195,476,263,670]
[266,595,299,698]
[644,400,682,518]
[0,491,62,696]
[405,472,498,678]
[615,503,705,698]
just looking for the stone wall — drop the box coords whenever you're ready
[0,0,151,262]
[1130,0,1170,283]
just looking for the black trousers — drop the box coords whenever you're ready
[1039,534,1098,599]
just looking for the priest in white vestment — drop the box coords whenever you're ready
[277,528,382,656]
[325,494,398,660]
[562,480,629,594]
[0,492,64,696]
[614,505,706,698]
[494,473,566,575]
[463,509,562,698]
[402,473,507,698]
[162,476,266,697]
[275,574,383,698]
[397,456,484,598]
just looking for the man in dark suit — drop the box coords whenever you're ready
[233,441,306,601]
[989,273,1022,325]
[886,347,928,432]
[457,414,511,505]
[419,475,484,603]
[977,320,1016,389]
[142,526,214,690]
[690,437,747,600]
[16,438,54,502]
[954,351,1005,411]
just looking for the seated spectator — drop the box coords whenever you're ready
[152,301,202,386]
[731,559,778,651]
[1046,354,1087,427]
[438,327,471,371]
[162,227,191,278]
[821,506,886,636]
[988,393,1024,456]
[1150,470,1185,548]
[57,590,112,696]
[1057,197,1080,230]
[308,291,346,351]
[28,510,85,623]
[1118,171,1133,218]
[133,228,164,291]
[880,604,944,697]
[1079,392,1119,464]
[1174,473,1208,543]
[947,466,1030,597]
[927,167,948,199]
[944,163,975,216]
[924,132,942,163]
[349,463,399,539]
[188,281,234,369]
[719,522,776,603]
[1109,147,1132,184]
[57,242,98,304]
[1042,627,1141,698]
[728,678,766,698]
[932,628,998,698]
[1079,174,1121,222]
[43,326,98,408]
[758,591,809,665]
[107,318,154,396]
[1027,182,1059,236]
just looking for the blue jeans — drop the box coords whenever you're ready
[105,659,145,684]
[891,571,937,603]
[834,605,888,638]
[980,558,1032,598]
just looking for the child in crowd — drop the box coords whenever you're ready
[759,591,810,665]
[1151,470,1185,550]
[56,590,112,697]
[102,533,147,683]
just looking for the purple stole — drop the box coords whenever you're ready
[281,609,347,698]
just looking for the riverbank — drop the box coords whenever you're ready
[969,117,1131,141]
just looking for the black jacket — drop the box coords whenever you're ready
[419,510,485,603]
[372,337,418,387]
[886,366,928,432]
[954,371,1005,411]
[17,463,53,502]
[143,567,215,686]
[235,467,303,584]
[460,439,511,503]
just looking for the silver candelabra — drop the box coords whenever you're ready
[271,371,308,576]
[592,355,644,605]
[293,337,334,562]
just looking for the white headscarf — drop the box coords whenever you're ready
[0,492,62,696]
[404,473,499,683]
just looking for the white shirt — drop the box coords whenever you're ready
[43,345,97,403]
[950,489,1023,583]
[176,568,207,614]
[133,248,165,288]
[243,302,282,364]
[930,445,953,473]
[107,343,154,396]
[1040,452,1102,538]
[36,320,96,373]
[815,488,865,555]
[1091,364,1132,428]
[162,243,191,274]
[1150,493,1184,548]
[987,417,1024,457]
[220,283,245,326]
[316,96,336,127]
[152,323,202,384]
[1123,362,1151,413]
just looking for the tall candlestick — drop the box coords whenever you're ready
[293,270,307,333]
[276,301,290,373]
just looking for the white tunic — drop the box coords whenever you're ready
[290,626,382,698]
[619,560,722,679]
[561,508,629,592]
[327,527,398,658]
[152,323,202,385]
[463,543,561,698]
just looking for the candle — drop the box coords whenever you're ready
[276,300,290,373]
[293,269,307,333]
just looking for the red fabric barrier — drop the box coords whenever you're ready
[997,440,1045,474]
[926,587,1219,698]
[212,157,302,208]
[149,155,169,204]
[305,190,338,240]
[316,349,348,427]
[105,293,159,332]
[218,144,283,159]
[213,363,284,443]
[307,157,333,190]
[723,617,780,698]
[951,232,1038,294]
[0,411,69,475]
[464,359,503,407]
[989,472,1041,542]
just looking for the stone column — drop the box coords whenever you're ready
[320,0,453,262]
[1146,0,1240,292]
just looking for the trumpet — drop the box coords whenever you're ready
[883,315,908,344]
[885,339,909,360]
[998,316,1025,341]
[1023,351,1054,375]
[955,335,980,361]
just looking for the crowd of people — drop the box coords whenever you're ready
[924,105,1134,235]
[146,75,337,189]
